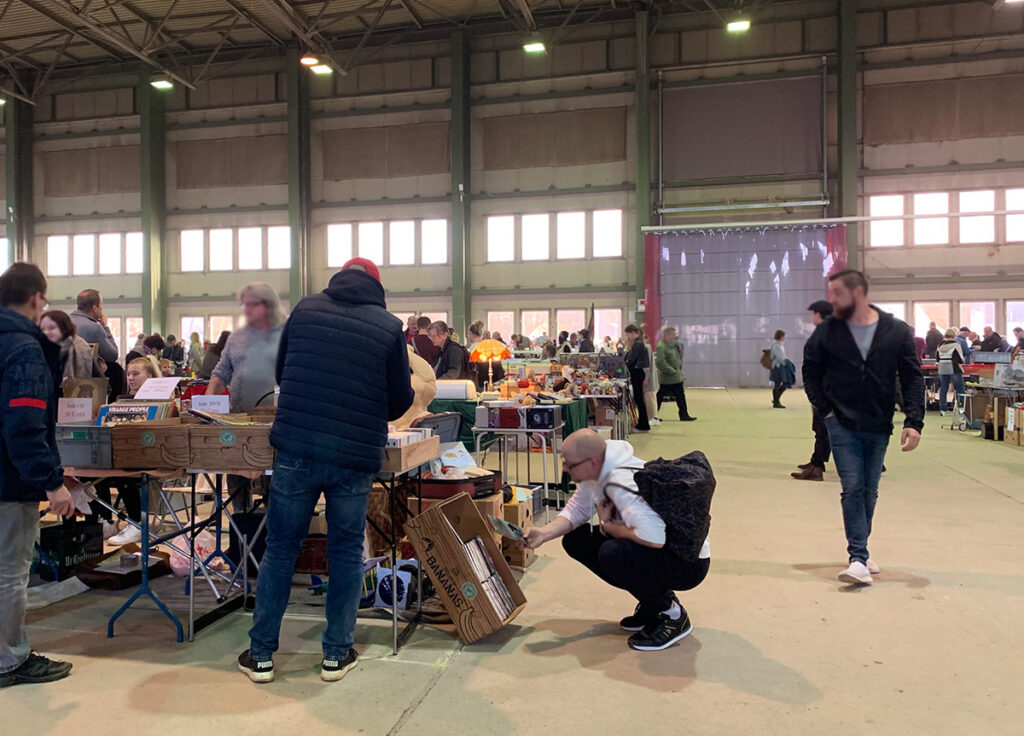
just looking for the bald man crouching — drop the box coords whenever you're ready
[523,429,710,651]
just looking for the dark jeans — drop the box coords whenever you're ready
[772,384,787,406]
[938,373,967,412]
[561,525,709,612]
[810,409,831,469]
[656,382,692,420]
[629,368,650,430]
[88,478,141,523]
[824,416,889,564]
[249,450,371,662]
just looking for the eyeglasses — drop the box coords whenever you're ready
[562,457,592,472]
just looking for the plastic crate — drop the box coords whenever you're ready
[55,425,112,469]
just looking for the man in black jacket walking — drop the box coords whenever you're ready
[803,269,924,586]
[792,301,834,482]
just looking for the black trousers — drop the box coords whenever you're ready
[629,368,650,430]
[772,384,787,406]
[562,525,709,611]
[87,478,141,523]
[810,409,831,468]
[656,382,691,419]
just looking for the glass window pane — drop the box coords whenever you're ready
[0,238,8,273]
[422,312,448,326]
[209,315,234,342]
[556,309,585,337]
[913,302,950,337]
[180,230,204,272]
[521,214,549,261]
[486,312,514,342]
[913,193,948,245]
[873,302,907,322]
[209,228,233,271]
[72,234,95,275]
[47,235,69,276]
[869,196,904,248]
[594,309,623,345]
[915,192,948,215]
[327,224,352,267]
[125,232,143,274]
[421,219,447,264]
[593,210,623,257]
[125,317,144,352]
[391,312,415,326]
[358,222,384,266]
[521,310,549,344]
[238,227,263,270]
[870,195,903,217]
[960,215,994,244]
[98,233,121,274]
[107,318,122,359]
[487,215,514,262]
[389,221,416,266]
[1006,301,1024,338]
[1007,188,1024,211]
[180,316,205,345]
[958,301,996,335]
[556,212,585,259]
[267,226,291,269]
[1007,214,1024,243]
[960,190,994,212]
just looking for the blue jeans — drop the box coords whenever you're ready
[249,450,371,661]
[824,417,890,564]
[938,373,967,412]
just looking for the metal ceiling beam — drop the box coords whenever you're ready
[344,0,395,71]
[254,0,348,75]
[224,0,287,46]
[397,0,424,29]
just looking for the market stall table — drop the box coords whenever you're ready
[428,397,589,449]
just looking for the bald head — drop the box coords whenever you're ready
[563,429,606,462]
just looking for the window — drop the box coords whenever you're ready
[125,232,143,274]
[421,220,447,264]
[556,309,586,337]
[125,317,144,352]
[181,316,205,344]
[958,190,995,244]
[594,308,623,343]
[486,312,514,341]
[358,222,384,265]
[98,233,121,274]
[958,301,996,335]
[72,234,95,275]
[180,230,204,272]
[869,195,903,247]
[209,315,234,341]
[593,210,623,257]
[912,301,950,337]
[267,226,291,270]
[521,310,549,343]
[392,312,415,327]
[1008,189,1024,242]
[389,221,416,266]
[521,214,549,261]
[873,302,907,322]
[487,216,515,262]
[327,224,353,267]
[556,212,585,259]
[913,193,949,245]
[47,236,70,276]
[209,228,233,271]
[107,318,122,358]
[0,238,8,273]
[422,312,448,327]
[1006,301,1024,336]
[238,228,263,270]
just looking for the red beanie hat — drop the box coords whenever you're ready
[342,257,381,283]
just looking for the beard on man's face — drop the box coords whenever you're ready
[833,301,856,321]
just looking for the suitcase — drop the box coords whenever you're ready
[401,469,503,500]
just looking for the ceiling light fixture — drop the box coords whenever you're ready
[300,53,320,66]
[310,64,333,75]
[727,19,751,32]
[523,40,546,54]
[150,77,174,90]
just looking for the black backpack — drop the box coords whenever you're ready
[630,452,715,561]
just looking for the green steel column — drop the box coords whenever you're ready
[838,0,859,270]
[4,99,34,265]
[634,10,651,306]
[287,48,312,301]
[139,68,167,335]
[450,30,471,338]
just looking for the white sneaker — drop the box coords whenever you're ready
[108,523,143,546]
[650,418,661,426]
[866,559,880,575]
[940,410,951,416]
[838,561,873,585]
[101,520,119,540]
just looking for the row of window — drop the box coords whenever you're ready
[868,189,1024,247]
[327,220,448,267]
[484,308,623,345]
[874,299,1024,338]
[486,210,623,263]
[180,227,291,272]
[46,232,144,277]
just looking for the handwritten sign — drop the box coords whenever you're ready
[58,398,94,424]
[191,394,230,413]
[133,377,181,400]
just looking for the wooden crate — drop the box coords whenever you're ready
[111,419,189,469]
[189,423,275,470]
[407,492,503,547]
[380,435,440,473]
[404,493,526,644]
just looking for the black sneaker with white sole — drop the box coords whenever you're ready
[627,610,693,651]
[619,594,679,633]
[237,649,275,683]
[0,652,72,688]
[321,649,358,682]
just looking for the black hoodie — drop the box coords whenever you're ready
[270,270,414,473]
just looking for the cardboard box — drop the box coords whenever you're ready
[1003,428,1021,446]
[404,493,526,644]
[503,499,533,529]
[380,435,440,474]
[593,406,617,427]
[189,423,275,470]
[502,538,536,568]
[111,419,189,469]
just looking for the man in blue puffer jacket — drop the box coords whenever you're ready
[0,263,76,689]
[239,258,414,685]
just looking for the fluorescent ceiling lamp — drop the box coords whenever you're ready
[727,19,751,32]
[310,64,333,75]
[300,53,319,66]
[0,97,6,106]
[523,41,546,53]
[150,79,174,90]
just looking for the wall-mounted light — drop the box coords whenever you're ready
[310,64,333,75]
[727,19,751,32]
[300,53,320,66]
[523,37,546,53]
[150,76,174,90]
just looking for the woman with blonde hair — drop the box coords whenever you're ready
[187,331,204,374]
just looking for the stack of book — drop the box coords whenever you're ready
[96,401,175,425]
[462,535,516,620]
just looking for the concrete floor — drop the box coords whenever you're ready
[4,388,1023,735]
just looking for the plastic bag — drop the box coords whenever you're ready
[170,529,218,576]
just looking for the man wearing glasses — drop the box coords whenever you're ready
[522,429,710,651]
